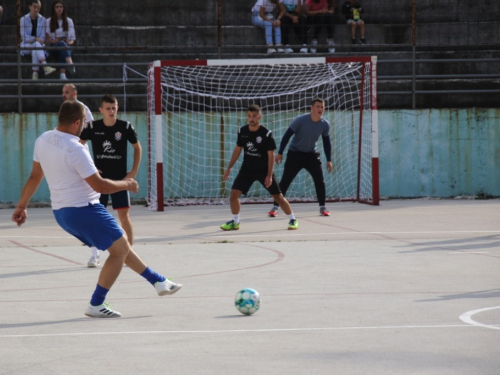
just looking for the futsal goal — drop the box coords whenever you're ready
[147,57,379,211]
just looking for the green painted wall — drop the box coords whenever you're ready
[1,108,499,204]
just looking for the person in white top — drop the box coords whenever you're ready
[20,0,56,80]
[11,101,182,318]
[45,0,75,80]
[252,0,286,54]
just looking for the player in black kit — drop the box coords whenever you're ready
[221,104,298,231]
[80,94,142,267]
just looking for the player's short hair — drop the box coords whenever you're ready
[311,98,325,106]
[100,94,118,106]
[247,104,261,113]
[59,100,85,126]
[29,0,41,6]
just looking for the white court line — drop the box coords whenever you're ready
[459,306,500,330]
[0,323,488,339]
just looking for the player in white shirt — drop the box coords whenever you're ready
[12,101,182,318]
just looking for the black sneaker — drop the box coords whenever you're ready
[352,38,358,44]
[360,38,367,44]
[69,65,76,74]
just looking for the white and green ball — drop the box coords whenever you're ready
[235,288,260,315]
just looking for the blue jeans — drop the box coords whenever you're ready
[49,41,72,63]
[252,11,281,45]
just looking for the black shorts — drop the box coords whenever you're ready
[232,169,282,196]
[99,190,131,210]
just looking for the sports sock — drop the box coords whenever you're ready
[90,284,109,306]
[140,266,166,286]
[288,213,296,221]
[91,246,99,257]
[232,214,240,223]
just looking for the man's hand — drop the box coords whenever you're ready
[326,161,333,174]
[223,168,231,181]
[275,154,283,164]
[264,175,272,188]
[124,178,139,194]
[12,207,27,227]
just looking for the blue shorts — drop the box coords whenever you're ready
[53,203,123,251]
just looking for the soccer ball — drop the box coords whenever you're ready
[235,288,260,315]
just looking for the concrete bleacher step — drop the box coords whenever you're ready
[2,18,497,66]
[3,78,497,113]
[19,0,493,29]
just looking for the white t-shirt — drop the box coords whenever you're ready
[45,17,76,41]
[34,129,100,209]
[78,100,94,124]
[252,0,284,13]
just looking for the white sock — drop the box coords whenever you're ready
[232,214,240,224]
[91,246,99,257]
[288,213,296,221]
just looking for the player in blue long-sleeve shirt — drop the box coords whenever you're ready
[269,98,333,217]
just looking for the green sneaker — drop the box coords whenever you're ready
[221,220,240,231]
[288,219,298,230]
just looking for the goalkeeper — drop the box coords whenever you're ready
[269,98,333,217]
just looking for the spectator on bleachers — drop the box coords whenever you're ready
[281,0,309,53]
[20,0,56,80]
[252,0,286,54]
[304,0,336,53]
[341,0,366,44]
[45,0,75,80]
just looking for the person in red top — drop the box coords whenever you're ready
[304,0,336,53]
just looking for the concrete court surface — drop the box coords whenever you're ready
[0,199,499,375]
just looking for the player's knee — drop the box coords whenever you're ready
[229,190,241,201]
[108,236,131,259]
[272,193,283,202]
[117,209,131,222]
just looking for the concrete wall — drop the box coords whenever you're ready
[0,108,499,205]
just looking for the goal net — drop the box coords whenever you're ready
[147,57,379,211]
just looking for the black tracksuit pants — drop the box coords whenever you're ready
[274,150,326,207]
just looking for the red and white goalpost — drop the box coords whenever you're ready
[147,57,379,211]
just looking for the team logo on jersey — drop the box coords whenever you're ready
[256,136,262,144]
[102,140,115,153]
[246,141,257,152]
[115,132,122,141]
